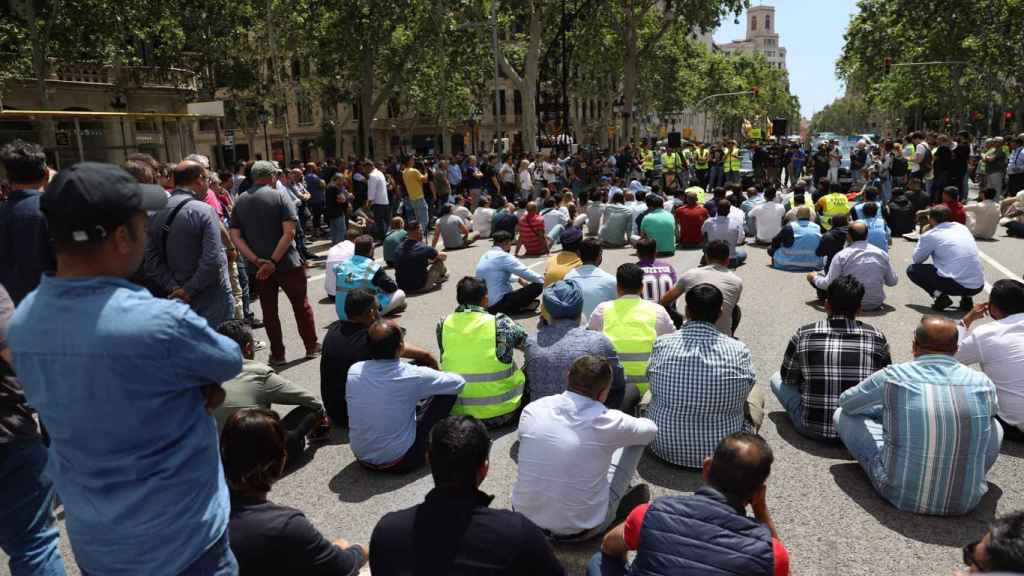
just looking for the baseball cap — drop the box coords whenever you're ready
[42,162,167,244]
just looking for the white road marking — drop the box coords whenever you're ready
[978,249,1019,281]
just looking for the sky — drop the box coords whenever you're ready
[712,0,860,120]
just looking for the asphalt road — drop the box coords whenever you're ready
[7,217,1024,576]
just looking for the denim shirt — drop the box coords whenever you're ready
[9,275,242,575]
[474,247,543,305]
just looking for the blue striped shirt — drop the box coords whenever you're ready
[838,355,998,515]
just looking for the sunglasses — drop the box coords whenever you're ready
[963,540,982,570]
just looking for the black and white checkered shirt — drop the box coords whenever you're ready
[780,317,892,439]
[647,322,755,468]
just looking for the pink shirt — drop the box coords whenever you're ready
[203,188,224,219]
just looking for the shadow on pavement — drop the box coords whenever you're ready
[636,452,703,493]
[768,412,855,460]
[282,428,349,479]
[830,462,1001,546]
[904,304,968,319]
[328,459,429,503]
[1000,439,1024,459]
[552,540,600,573]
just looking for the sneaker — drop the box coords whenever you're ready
[959,296,974,311]
[305,343,322,359]
[931,294,953,311]
[268,355,287,367]
[253,339,267,352]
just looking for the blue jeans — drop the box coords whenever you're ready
[237,264,254,322]
[881,176,893,204]
[587,552,628,576]
[730,247,747,267]
[769,372,808,435]
[834,409,1003,484]
[329,216,347,245]
[411,197,430,236]
[0,440,66,576]
[177,531,237,576]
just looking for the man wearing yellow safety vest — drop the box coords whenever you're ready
[816,180,850,231]
[723,139,742,183]
[694,142,711,188]
[640,142,656,182]
[438,276,528,428]
[587,263,674,399]
[662,147,684,193]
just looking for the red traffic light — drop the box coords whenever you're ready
[884,57,892,75]
[1006,111,1016,121]
[944,116,951,125]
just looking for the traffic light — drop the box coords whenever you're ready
[751,86,759,98]
[883,57,892,75]
[944,116,951,126]
[1006,111,1016,122]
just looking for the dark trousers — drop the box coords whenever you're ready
[366,394,458,473]
[255,266,318,360]
[282,405,322,464]
[373,203,390,242]
[238,264,254,322]
[996,415,1024,442]
[1007,221,1024,237]
[309,203,325,231]
[906,263,984,299]
[486,283,543,315]
[1009,173,1024,197]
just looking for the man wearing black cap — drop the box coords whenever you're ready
[230,160,320,365]
[8,162,244,575]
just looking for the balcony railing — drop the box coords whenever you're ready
[49,63,198,91]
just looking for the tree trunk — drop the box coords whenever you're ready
[622,3,639,146]
[520,4,542,153]
[20,0,56,151]
[358,53,375,158]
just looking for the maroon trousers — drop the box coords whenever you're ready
[255,266,317,359]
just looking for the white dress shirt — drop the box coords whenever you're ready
[813,241,898,310]
[911,222,984,290]
[511,391,657,534]
[367,168,389,206]
[749,201,786,243]
[957,312,1024,426]
[702,216,746,256]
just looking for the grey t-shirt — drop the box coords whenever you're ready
[674,264,744,336]
[231,185,302,272]
[438,214,466,249]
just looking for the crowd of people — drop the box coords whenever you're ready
[2,130,1024,576]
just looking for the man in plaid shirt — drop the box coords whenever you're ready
[771,275,891,441]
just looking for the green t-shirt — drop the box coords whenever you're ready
[383,229,408,264]
[640,209,676,255]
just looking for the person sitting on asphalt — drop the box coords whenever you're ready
[323,230,356,297]
[965,187,1002,240]
[515,201,549,256]
[647,284,763,469]
[769,206,825,271]
[748,187,786,245]
[887,187,917,237]
[437,277,527,429]
[849,186,887,222]
[835,316,1002,516]
[214,320,328,461]
[816,180,850,231]
[702,199,747,268]
[334,234,406,320]
[393,219,448,294]
[432,203,478,251]
[588,263,674,397]
[599,192,634,248]
[564,237,618,322]
[912,186,967,234]
[661,240,743,335]
[540,196,571,247]
[476,231,544,316]
[321,289,437,429]
[638,193,676,256]
[512,355,658,540]
[635,237,678,306]
[773,276,892,442]
[588,432,790,576]
[524,280,638,413]
[222,408,368,575]
[858,201,891,251]
[346,320,465,472]
[543,226,583,286]
[907,205,985,312]
[957,279,1024,443]
[783,189,817,224]
[370,415,565,575]
[471,195,496,238]
[382,216,406,268]
[806,222,898,311]
[491,200,519,237]
[815,214,850,273]
[674,188,709,248]
[961,511,1024,574]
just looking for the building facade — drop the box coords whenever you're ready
[717,5,787,71]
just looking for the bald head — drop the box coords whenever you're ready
[848,222,868,242]
[796,206,812,220]
[913,316,958,356]
[173,160,205,188]
[367,320,403,359]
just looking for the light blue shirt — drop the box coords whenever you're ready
[911,221,984,290]
[838,355,998,515]
[475,247,543,306]
[448,162,463,187]
[346,359,465,464]
[564,264,618,321]
[9,275,242,575]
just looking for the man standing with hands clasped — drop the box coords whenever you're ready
[230,160,320,366]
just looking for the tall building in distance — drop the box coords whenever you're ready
[717,5,787,71]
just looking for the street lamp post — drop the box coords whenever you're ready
[257,109,270,161]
